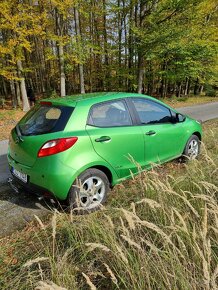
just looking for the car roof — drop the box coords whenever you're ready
[42,92,163,107]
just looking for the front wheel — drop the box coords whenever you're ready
[183,135,200,160]
[68,168,110,212]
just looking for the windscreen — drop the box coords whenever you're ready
[18,104,74,136]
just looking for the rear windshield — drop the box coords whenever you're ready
[18,104,74,136]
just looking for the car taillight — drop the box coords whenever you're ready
[40,101,52,106]
[38,137,78,157]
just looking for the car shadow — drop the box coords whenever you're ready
[0,183,55,211]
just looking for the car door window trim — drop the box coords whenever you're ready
[87,98,133,128]
[128,97,174,126]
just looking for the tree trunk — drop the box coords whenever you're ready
[74,7,85,94]
[199,85,204,95]
[10,80,17,109]
[138,54,144,94]
[88,8,93,92]
[17,60,30,112]
[2,78,8,97]
[128,0,135,91]
[59,44,66,97]
[102,0,110,90]
[176,82,182,98]
[122,0,128,89]
[194,78,199,95]
[55,8,66,97]
[15,80,21,106]
[118,0,122,88]
[184,77,189,96]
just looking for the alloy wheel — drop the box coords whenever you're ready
[77,176,106,209]
[187,139,199,159]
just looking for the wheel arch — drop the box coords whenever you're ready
[192,131,202,141]
[89,165,113,186]
[70,161,118,190]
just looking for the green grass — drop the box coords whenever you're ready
[0,120,217,290]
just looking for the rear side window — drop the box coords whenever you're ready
[88,100,132,127]
[18,104,73,136]
[132,98,172,125]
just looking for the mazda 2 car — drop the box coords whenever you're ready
[8,92,202,210]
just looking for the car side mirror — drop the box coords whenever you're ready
[176,113,186,122]
[171,112,186,123]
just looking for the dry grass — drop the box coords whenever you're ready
[0,109,25,140]
[0,120,217,290]
[162,96,217,108]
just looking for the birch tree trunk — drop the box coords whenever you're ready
[59,44,66,97]
[55,8,66,97]
[74,7,85,94]
[17,60,30,112]
[128,0,134,91]
[184,77,189,96]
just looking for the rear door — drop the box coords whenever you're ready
[129,98,186,165]
[86,99,144,178]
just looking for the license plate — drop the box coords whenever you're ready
[12,168,27,183]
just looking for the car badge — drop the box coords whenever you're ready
[15,136,20,144]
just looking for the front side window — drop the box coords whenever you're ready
[132,98,172,125]
[88,100,132,127]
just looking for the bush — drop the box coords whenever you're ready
[177,96,188,102]
[205,85,217,97]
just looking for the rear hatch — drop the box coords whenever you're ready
[9,102,74,167]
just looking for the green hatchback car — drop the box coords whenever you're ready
[8,92,202,210]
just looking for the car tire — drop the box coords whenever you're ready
[68,168,110,213]
[182,135,200,161]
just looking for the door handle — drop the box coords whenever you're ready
[95,136,111,142]
[145,130,156,136]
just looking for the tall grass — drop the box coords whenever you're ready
[0,120,217,290]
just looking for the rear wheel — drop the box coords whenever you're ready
[68,168,110,212]
[183,135,200,160]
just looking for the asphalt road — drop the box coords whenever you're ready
[0,140,10,184]
[0,101,217,237]
[177,101,218,122]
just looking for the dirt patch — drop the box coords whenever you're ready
[163,96,217,108]
[0,110,25,141]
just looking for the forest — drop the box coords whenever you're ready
[0,0,217,111]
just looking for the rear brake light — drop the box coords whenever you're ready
[40,101,52,106]
[38,137,78,157]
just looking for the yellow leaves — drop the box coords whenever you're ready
[0,45,12,55]
[50,0,77,18]
[49,0,87,20]
[7,39,19,49]
[198,0,218,14]
[0,68,19,81]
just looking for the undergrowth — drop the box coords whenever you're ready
[0,119,217,290]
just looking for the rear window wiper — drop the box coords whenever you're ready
[15,125,24,142]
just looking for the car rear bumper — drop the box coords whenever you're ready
[7,153,77,200]
[7,175,54,199]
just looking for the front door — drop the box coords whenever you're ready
[130,98,186,166]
